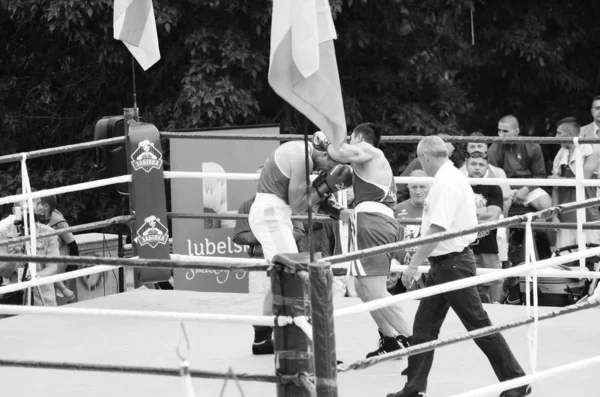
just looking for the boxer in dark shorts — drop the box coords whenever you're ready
[314,123,412,358]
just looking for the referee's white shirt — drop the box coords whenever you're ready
[422,160,478,256]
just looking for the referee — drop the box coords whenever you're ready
[388,136,530,397]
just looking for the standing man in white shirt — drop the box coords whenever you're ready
[388,136,529,397]
[579,95,600,139]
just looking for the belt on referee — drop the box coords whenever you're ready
[429,247,471,262]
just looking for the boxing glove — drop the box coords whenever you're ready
[319,197,353,222]
[312,131,331,151]
[312,164,353,199]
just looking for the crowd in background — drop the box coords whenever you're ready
[235,96,600,306]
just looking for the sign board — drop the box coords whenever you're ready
[170,125,279,293]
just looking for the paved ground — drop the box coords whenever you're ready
[0,289,598,397]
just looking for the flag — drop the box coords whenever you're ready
[114,0,161,71]
[269,0,347,149]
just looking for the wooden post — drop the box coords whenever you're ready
[309,261,338,397]
[271,252,315,397]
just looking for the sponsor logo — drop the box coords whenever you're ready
[135,215,169,248]
[131,140,163,173]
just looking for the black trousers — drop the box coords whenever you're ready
[404,249,525,393]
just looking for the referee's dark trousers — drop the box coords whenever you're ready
[404,248,525,392]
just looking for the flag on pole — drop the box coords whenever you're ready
[114,0,161,71]
[269,0,347,149]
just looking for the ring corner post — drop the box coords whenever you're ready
[309,258,338,397]
[271,252,315,397]
[124,110,171,286]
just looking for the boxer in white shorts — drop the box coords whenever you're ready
[248,140,352,354]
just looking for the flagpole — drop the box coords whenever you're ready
[303,117,315,263]
[131,55,139,122]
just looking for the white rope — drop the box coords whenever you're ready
[524,213,539,374]
[164,171,600,187]
[171,253,268,265]
[332,263,600,279]
[164,171,318,182]
[0,265,120,295]
[448,355,600,397]
[293,316,313,341]
[333,245,600,318]
[394,175,600,187]
[0,175,132,206]
[0,304,289,327]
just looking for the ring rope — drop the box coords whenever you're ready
[0,215,134,247]
[158,132,600,145]
[393,175,600,187]
[396,218,600,230]
[0,265,119,295]
[331,264,600,279]
[318,197,600,266]
[0,304,291,327]
[333,245,600,318]
[337,299,600,373]
[164,170,600,188]
[0,175,132,206]
[0,253,270,269]
[167,212,337,224]
[295,372,316,397]
[0,137,125,165]
[0,358,282,383]
[449,356,600,397]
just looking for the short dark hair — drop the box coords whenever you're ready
[40,195,57,212]
[556,117,580,136]
[354,123,382,148]
[591,96,600,107]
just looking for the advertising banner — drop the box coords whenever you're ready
[170,125,279,293]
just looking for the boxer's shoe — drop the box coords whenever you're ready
[499,385,531,397]
[252,339,274,355]
[366,329,408,359]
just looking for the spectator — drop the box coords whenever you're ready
[389,170,430,295]
[578,95,600,139]
[397,133,455,202]
[466,151,504,303]
[487,115,552,213]
[0,199,59,308]
[459,131,510,265]
[488,115,555,257]
[321,189,358,298]
[578,95,600,199]
[551,117,600,247]
[35,194,79,303]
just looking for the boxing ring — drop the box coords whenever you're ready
[0,131,600,397]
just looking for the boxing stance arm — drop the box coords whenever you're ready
[288,158,324,214]
[313,131,375,165]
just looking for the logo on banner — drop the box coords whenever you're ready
[135,215,169,248]
[131,140,163,173]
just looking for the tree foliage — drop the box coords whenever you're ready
[1,0,600,226]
